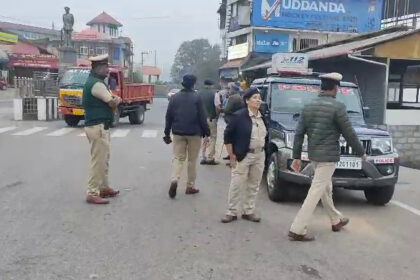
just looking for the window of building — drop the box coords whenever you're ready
[387,82,400,102]
[103,25,106,33]
[97,25,100,32]
[232,3,238,17]
[235,34,248,44]
[292,38,319,51]
[89,48,95,56]
[80,46,88,56]
[96,47,107,55]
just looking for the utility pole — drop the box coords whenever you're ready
[154,50,157,67]
[140,51,150,66]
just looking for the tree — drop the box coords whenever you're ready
[171,39,221,86]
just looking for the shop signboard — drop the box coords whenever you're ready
[252,0,384,33]
[254,31,289,53]
[0,31,18,43]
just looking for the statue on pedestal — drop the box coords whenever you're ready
[62,7,74,48]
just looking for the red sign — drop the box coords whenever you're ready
[8,54,58,69]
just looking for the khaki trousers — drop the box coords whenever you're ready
[171,135,202,188]
[227,151,265,216]
[85,124,110,195]
[206,118,218,161]
[290,162,343,235]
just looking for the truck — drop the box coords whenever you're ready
[252,54,399,205]
[58,66,154,127]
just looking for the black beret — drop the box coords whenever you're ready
[243,87,260,101]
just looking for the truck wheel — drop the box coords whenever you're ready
[111,107,120,127]
[364,185,395,205]
[266,152,289,202]
[129,106,145,125]
[64,115,80,127]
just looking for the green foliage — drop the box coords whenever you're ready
[133,71,143,83]
[171,39,221,87]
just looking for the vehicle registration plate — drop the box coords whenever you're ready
[73,109,85,116]
[336,158,362,170]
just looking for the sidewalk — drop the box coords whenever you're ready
[0,88,17,101]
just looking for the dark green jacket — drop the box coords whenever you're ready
[82,73,114,126]
[201,87,217,119]
[293,94,365,162]
[224,93,245,115]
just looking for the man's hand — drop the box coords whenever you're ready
[361,154,367,161]
[108,96,122,110]
[163,135,172,145]
[230,154,237,169]
[291,159,302,173]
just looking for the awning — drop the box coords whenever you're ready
[219,59,245,70]
[142,66,162,76]
[0,48,8,63]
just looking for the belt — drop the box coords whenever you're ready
[248,147,264,153]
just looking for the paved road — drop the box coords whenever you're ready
[1,98,420,280]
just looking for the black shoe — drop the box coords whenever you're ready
[200,159,209,165]
[223,155,230,160]
[168,181,177,198]
[206,159,219,165]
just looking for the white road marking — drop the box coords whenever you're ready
[12,127,48,136]
[390,200,420,217]
[111,129,130,138]
[46,128,75,136]
[0,127,17,134]
[141,130,158,138]
[78,132,86,137]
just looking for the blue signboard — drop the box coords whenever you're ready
[254,31,289,53]
[252,0,384,33]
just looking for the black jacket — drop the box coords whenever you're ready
[224,108,268,162]
[165,89,210,137]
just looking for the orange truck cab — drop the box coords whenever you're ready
[59,66,154,127]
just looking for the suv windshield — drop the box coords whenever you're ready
[59,69,90,88]
[271,83,362,113]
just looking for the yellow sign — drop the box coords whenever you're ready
[0,32,18,43]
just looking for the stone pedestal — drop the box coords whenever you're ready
[59,47,77,74]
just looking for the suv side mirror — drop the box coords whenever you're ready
[363,106,370,118]
[260,101,270,117]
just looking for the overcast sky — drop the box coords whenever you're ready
[1,0,221,80]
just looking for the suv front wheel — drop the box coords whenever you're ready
[364,185,395,205]
[266,152,289,202]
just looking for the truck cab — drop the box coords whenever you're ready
[253,54,399,205]
[59,67,154,127]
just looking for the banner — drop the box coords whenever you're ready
[0,31,18,43]
[253,0,383,33]
[254,31,289,53]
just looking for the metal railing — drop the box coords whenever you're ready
[14,72,59,98]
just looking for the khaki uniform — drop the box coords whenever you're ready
[290,162,343,235]
[85,82,113,195]
[206,118,217,161]
[171,135,202,188]
[227,111,266,216]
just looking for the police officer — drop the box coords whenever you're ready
[83,54,121,204]
[164,74,210,198]
[221,88,267,223]
[200,80,219,165]
[288,72,367,241]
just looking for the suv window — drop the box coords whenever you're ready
[270,83,362,113]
